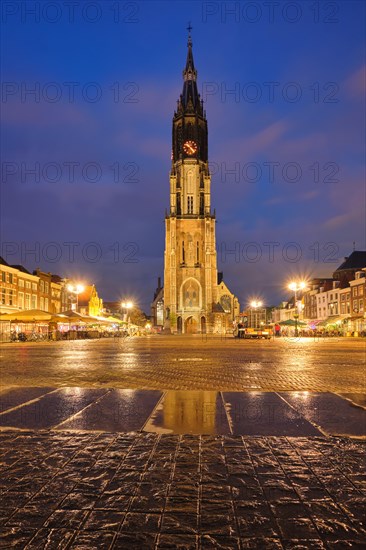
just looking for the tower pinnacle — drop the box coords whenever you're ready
[181,28,200,113]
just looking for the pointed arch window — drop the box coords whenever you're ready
[176,193,181,215]
[187,196,193,214]
[187,170,194,193]
[199,193,204,215]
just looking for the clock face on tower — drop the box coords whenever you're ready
[183,140,197,155]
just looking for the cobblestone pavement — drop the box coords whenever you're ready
[1,337,365,547]
[1,336,365,392]
[1,431,365,549]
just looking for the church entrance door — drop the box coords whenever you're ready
[177,316,182,333]
[185,316,198,334]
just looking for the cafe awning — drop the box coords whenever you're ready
[0,309,52,322]
[279,319,307,327]
[51,311,92,323]
[88,315,125,325]
[317,315,349,327]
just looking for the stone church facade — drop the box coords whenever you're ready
[152,34,239,334]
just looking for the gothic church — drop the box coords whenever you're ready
[152,33,239,333]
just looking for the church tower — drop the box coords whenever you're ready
[162,32,239,334]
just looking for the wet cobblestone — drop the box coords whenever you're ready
[0,431,365,548]
[1,336,365,393]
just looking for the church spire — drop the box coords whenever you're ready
[184,23,196,80]
[181,25,200,113]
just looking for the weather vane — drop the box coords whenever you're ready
[187,21,192,35]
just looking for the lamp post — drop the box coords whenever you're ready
[67,284,85,312]
[121,301,133,325]
[250,300,263,329]
[288,281,306,337]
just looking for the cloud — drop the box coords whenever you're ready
[2,100,92,127]
[323,213,354,230]
[345,65,366,98]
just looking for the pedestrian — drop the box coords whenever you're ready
[274,324,281,337]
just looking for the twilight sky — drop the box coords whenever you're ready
[1,0,365,312]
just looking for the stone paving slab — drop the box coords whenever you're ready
[0,387,57,414]
[0,431,365,548]
[1,388,365,438]
[222,392,321,436]
[0,388,108,430]
[144,391,232,435]
[279,392,366,438]
[59,390,163,432]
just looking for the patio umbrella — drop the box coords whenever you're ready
[51,311,92,323]
[88,315,124,325]
[279,319,307,327]
[0,309,52,322]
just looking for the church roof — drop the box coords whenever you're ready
[179,33,202,115]
[334,251,366,272]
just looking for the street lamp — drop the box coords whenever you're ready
[67,284,85,312]
[121,301,134,323]
[250,300,263,329]
[288,281,307,337]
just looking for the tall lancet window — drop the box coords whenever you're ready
[187,196,193,214]
[187,170,194,193]
[182,241,185,264]
[177,193,181,215]
[199,193,204,215]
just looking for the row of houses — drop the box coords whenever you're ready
[0,257,103,317]
[272,251,366,334]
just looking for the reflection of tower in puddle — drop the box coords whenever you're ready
[163,391,220,434]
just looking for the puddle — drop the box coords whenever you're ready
[144,391,231,435]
